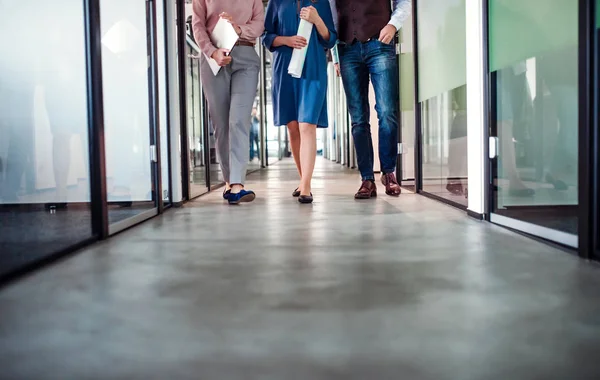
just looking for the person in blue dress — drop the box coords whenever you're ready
[263,0,337,204]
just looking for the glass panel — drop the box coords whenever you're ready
[266,49,278,166]
[156,0,170,203]
[417,0,468,205]
[101,0,156,226]
[489,1,579,238]
[489,0,577,73]
[399,16,415,186]
[0,0,93,276]
[417,0,467,103]
[248,44,263,171]
[185,41,208,197]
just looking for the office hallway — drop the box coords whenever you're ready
[1,158,600,379]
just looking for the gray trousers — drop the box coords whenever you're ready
[200,46,259,185]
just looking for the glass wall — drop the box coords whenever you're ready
[0,0,93,276]
[264,50,282,165]
[417,0,468,206]
[101,0,158,230]
[398,14,416,189]
[185,36,209,197]
[250,44,265,171]
[325,62,347,164]
[488,0,579,246]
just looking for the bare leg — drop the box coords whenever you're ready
[299,123,317,196]
[287,121,302,179]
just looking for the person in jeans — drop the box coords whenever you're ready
[192,0,264,204]
[329,0,411,199]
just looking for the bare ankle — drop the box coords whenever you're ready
[231,184,244,193]
[300,184,311,194]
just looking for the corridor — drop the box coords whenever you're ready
[1,159,600,379]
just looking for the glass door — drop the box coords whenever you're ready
[398,15,416,191]
[185,36,209,197]
[0,0,95,277]
[488,0,579,247]
[248,44,264,171]
[416,0,469,207]
[100,0,160,234]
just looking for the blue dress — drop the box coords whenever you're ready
[263,0,337,128]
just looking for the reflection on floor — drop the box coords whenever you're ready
[1,159,600,379]
[108,203,156,225]
[423,182,468,205]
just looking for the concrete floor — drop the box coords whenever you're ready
[1,158,600,380]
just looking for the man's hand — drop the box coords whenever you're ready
[220,12,242,36]
[379,24,397,45]
[285,36,308,49]
[211,48,232,67]
[334,63,340,77]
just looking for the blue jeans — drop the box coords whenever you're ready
[338,40,399,181]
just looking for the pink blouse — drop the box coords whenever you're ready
[192,0,265,58]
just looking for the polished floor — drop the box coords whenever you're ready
[1,159,600,379]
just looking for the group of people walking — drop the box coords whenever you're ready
[192,0,411,205]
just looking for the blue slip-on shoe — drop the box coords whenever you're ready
[223,189,231,200]
[228,189,256,205]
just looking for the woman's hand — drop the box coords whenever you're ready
[285,36,308,49]
[220,12,242,36]
[299,6,321,25]
[211,48,232,66]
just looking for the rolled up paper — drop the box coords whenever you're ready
[288,19,313,78]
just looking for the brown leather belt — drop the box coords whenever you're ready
[235,40,255,47]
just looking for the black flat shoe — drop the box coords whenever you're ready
[292,188,300,197]
[298,193,313,204]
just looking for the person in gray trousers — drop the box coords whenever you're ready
[192,0,265,204]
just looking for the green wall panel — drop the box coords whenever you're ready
[416,0,467,102]
[489,0,578,72]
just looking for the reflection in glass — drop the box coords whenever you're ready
[101,0,156,225]
[264,49,281,165]
[185,40,208,196]
[398,16,415,187]
[421,86,468,204]
[490,0,578,238]
[493,56,578,234]
[0,0,93,276]
[249,44,262,170]
[417,0,468,205]
[250,108,261,163]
